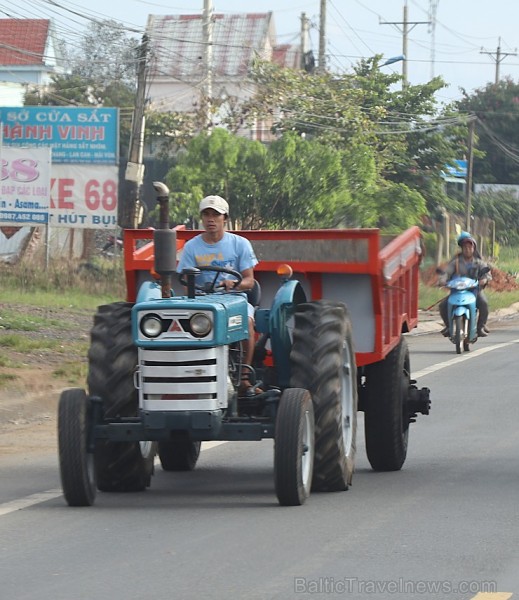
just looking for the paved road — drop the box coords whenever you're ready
[1,317,518,600]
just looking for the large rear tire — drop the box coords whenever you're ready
[274,388,315,506]
[364,337,410,471]
[87,302,156,492]
[290,301,358,492]
[158,436,201,471]
[58,388,96,507]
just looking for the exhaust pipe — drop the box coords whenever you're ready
[152,182,176,298]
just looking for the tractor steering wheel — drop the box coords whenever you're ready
[179,265,243,294]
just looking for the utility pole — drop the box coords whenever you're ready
[120,34,149,229]
[380,1,429,88]
[481,37,517,85]
[429,0,439,79]
[301,12,310,69]
[465,117,476,232]
[318,0,326,72]
[300,12,315,72]
[202,0,214,125]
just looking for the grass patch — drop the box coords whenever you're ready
[0,373,18,386]
[52,361,88,385]
[0,334,65,352]
[0,353,16,368]
[495,246,519,275]
[0,309,66,332]
[0,259,124,310]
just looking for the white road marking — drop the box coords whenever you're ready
[0,489,62,516]
[413,337,519,379]
[1,442,229,516]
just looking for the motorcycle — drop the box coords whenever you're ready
[102,234,123,257]
[438,266,491,354]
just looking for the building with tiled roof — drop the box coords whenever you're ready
[145,12,300,140]
[0,19,66,105]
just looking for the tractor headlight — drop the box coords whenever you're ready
[189,313,212,337]
[140,314,163,338]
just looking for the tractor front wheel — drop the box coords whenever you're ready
[58,388,96,507]
[274,388,315,506]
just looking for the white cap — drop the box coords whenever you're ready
[199,195,229,215]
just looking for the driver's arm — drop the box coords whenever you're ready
[219,267,254,292]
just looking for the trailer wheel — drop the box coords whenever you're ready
[158,437,201,471]
[364,336,410,471]
[290,301,358,492]
[58,388,96,507]
[87,302,156,492]
[274,388,315,506]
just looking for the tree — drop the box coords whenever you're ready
[69,20,139,89]
[260,132,352,229]
[455,79,519,185]
[229,59,464,230]
[162,129,267,229]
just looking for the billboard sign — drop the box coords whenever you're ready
[0,147,51,225]
[0,106,119,164]
[49,164,118,228]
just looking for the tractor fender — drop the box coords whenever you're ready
[268,280,307,388]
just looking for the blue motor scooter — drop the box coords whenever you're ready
[440,266,491,354]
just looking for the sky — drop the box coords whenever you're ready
[7,0,519,104]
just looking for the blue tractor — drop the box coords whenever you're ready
[58,183,358,507]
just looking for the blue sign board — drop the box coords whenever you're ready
[0,106,119,164]
[443,159,467,178]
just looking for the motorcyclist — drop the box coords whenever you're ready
[438,232,492,337]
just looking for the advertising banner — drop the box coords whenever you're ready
[0,106,119,164]
[0,150,118,229]
[49,164,118,229]
[0,147,51,225]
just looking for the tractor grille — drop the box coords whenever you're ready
[137,346,229,411]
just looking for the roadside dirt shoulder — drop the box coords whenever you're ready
[0,304,93,457]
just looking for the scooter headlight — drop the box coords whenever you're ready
[189,313,212,337]
[140,314,163,338]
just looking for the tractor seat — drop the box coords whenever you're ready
[245,279,261,308]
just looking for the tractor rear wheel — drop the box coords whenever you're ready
[290,301,358,492]
[88,302,156,492]
[364,336,410,471]
[58,388,96,507]
[158,436,201,471]
[274,388,315,506]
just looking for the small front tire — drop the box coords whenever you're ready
[58,388,97,507]
[274,388,315,506]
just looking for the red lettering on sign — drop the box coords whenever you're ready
[50,178,74,209]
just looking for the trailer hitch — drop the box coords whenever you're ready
[407,381,431,423]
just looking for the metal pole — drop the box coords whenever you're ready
[402,2,408,88]
[202,0,214,125]
[318,0,326,72]
[465,119,475,232]
[120,35,149,229]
